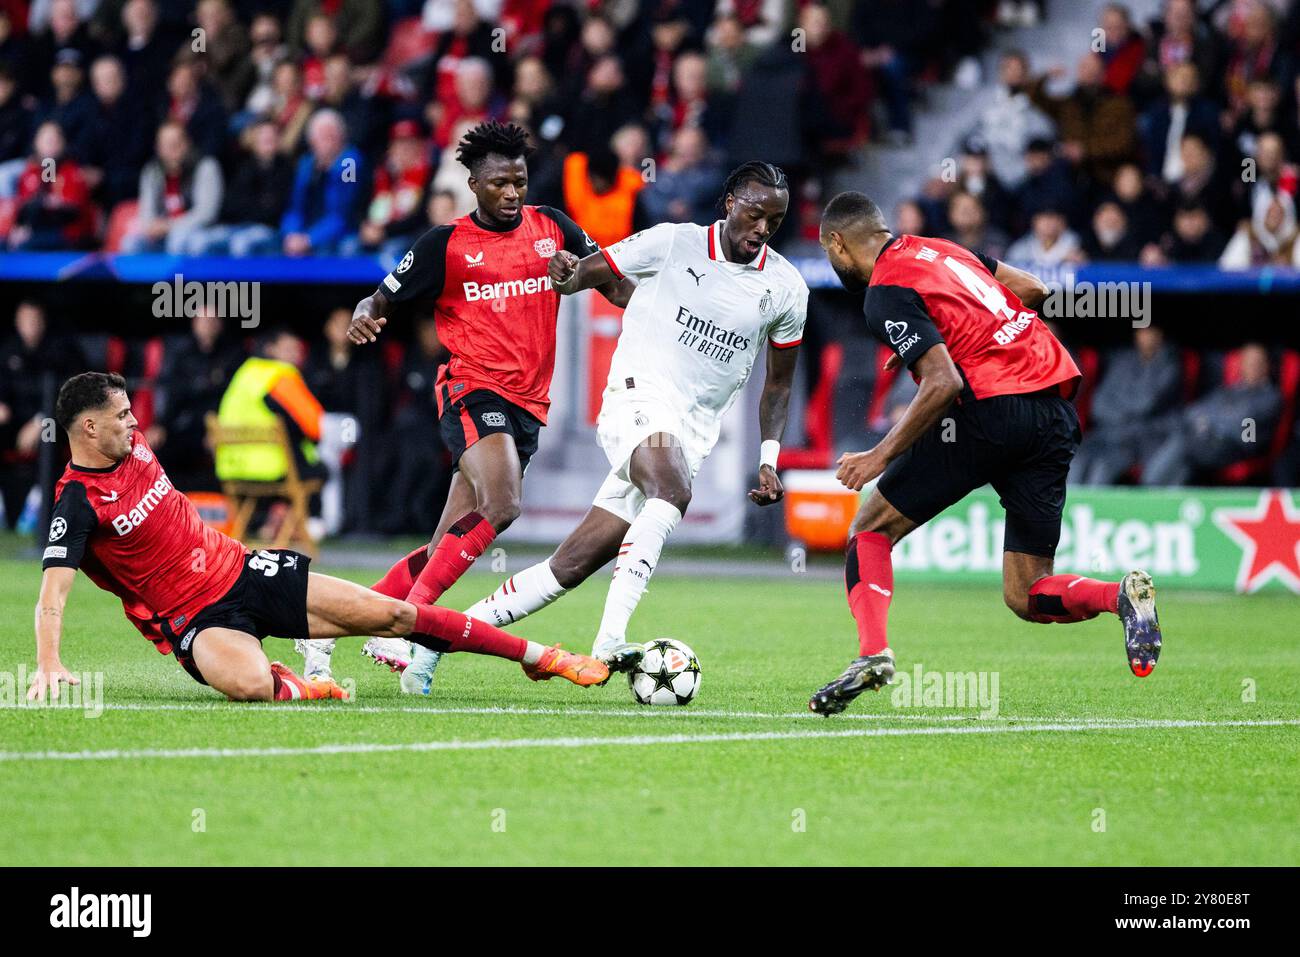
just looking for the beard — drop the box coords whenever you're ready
[832,261,867,293]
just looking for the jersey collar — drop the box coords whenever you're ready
[708,220,768,270]
[470,209,525,233]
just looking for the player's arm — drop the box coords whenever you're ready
[837,344,963,491]
[749,342,800,506]
[349,225,453,344]
[539,206,637,308]
[29,566,81,701]
[968,248,1049,311]
[549,248,618,295]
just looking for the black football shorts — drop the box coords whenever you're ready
[165,549,312,685]
[440,388,542,471]
[876,390,1081,557]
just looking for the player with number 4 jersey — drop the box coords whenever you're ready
[808,192,1163,716]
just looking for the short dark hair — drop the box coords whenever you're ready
[720,161,787,208]
[455,121,534,175]
[822,190,888,236]
[55,372,127,432]
[255,325,296,355]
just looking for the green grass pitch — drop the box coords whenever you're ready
[2,551,1297,866]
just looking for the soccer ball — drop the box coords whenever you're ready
[629,639,701,706]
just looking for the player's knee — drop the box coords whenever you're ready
[648,483,691,515]
[226,663,274,701]
[548,554,592,590]
[478,496,521,531]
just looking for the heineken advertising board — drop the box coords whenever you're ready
[882,486,1300,594]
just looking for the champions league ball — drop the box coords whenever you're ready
[629,639,701,706]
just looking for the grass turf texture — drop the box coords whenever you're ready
[1,554,1297,866]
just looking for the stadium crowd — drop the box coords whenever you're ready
[906,0,1300,278]
[0,0,986,256]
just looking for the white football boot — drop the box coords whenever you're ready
[399,645,443,695]
[294,638,336,681]
[361,637,413,673]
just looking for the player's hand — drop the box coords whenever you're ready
[348,299,387,344]
[26,661,80,703]
[883,353,902,372]
[748,464,783,506]
[835,450,886,491]
[549,249,580,290]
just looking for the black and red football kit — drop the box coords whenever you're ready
[380,205,599,469]
[41,432,312,683]
[864,235,1083,556]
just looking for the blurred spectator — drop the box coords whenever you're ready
[163,56,227,159]
[1005,207,1083,278]
[430,55,499,150]
[954,135,1013,232]
[1219,193,1300,269]
[562,145,642,248]
[195,0,253,113]
[300,11,337,100]
[851,0,933,145]
[1013,137,1079,229]
[637,125,720,227]
[715,0,786,48]
[1139,62,1220,183]
[566,54,638,156]
[280,107,363,255]
[640,6,694,120]
[1097,3,1146,97]
[118,0,175,104]
[429,116,477,214]
[30,0,98,97]
[261,59,313,156]
[1082,200,1141,261]
[705,13,758,95]
[373,314,450,533]
[318,53,379,157]
[423,0,504,105]
[241,13,289,119]
[0,63,29,162]
[507,54,561,134]
[894,198,927,235]
[1166,131,1241,234]
[1029,53,1137,186]
[1110,161,1166,246]
[1230,78,1295,161]
[34,47,95,160]
[660,49,727,149]
[0,300,84,527]
[1243,131,1297,212]
[943,190,1007,260]
[1136,0,1221,103]
[424,186,457,227]
[1221,0,1293,127]
[149,307,244,483]
[960,49,1054,188]
[1141,343,1281,485]
[1159,200,1227,263]
[287,0,383,64]
[81,54,151,207]
[801,3,869,152]
[189,117,293,255]
[1071,326,1181,485]
[354,119,430,257]
[8,120,96,249]
[124,120,223,254]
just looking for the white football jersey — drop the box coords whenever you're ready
[601,220,808,422]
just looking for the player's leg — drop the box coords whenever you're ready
[592,434,692,667]
[995,395,1162,677]
[464,503,629,627]
[303,573,608,685]
[189,627,343,701]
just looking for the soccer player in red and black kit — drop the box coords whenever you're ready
[27,373,607,703]
[808,192,1163,716]
[330,121,632,688]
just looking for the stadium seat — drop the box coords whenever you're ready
[865,344,902,426]
[1216,349,1300,484]
[103,200,139,254]
[1072,346,1100,428]
[777,342,844,470]
[205,414,323,557]
[128,337,166,432]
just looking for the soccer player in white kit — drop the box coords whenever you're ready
[400,162,808,690]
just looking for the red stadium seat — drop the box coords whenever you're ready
[1181,348,1202,402]
[1072,345,1100,429]
[777,342,844,470]
[381,17,438,69]
[1216,349,1300,484]
[865,343,901,426]
[129,337,166,431]
[103,200,139,253]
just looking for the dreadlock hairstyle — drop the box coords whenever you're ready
[718,161,789,210]
[455,121,535,176]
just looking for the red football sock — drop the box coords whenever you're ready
[371,546,431,599]
[1026,575,1120,623]
[271,668,307,700]
[845,531,894,657]
[406,512,497,605]
[411,603,527,661]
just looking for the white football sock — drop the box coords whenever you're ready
[595,498,681,652]
[464,560,568,627]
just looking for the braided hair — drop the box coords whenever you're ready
[455,121,535,176]
[718,161,788,210]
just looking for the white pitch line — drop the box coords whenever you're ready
[2,718,1297,763]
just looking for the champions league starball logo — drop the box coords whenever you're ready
[396,251,414,274]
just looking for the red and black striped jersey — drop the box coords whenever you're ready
[864,235,1080,401]
[379,205,599,423]
[42,432,246,653]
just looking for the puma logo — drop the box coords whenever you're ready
[686,267,706,285]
